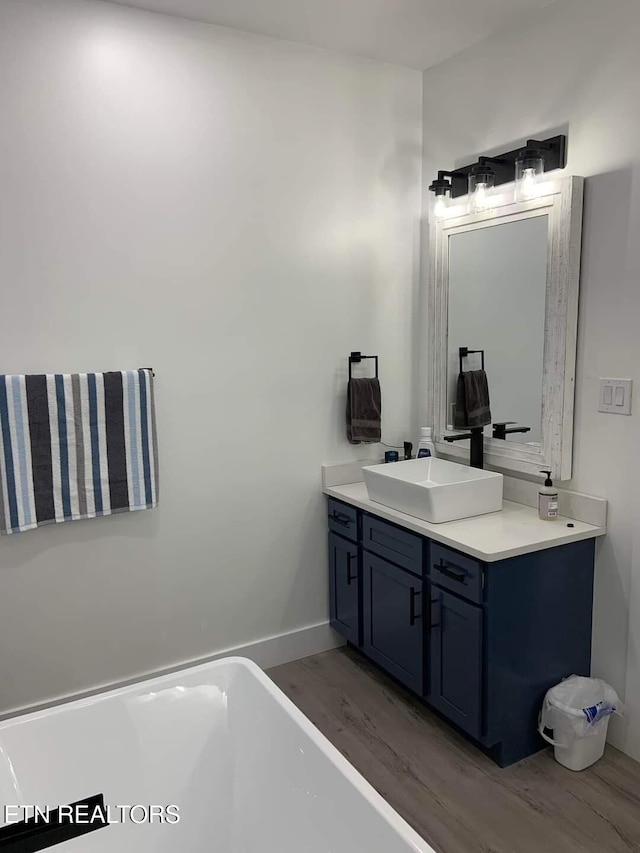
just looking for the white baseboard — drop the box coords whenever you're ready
[207,620,345,670]
[0,621,345,723]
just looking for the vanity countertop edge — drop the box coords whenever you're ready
[324,481,606,562]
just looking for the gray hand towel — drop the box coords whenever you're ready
[454,369,491,429]
[346,378,381,444]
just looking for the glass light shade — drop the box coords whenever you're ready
[515,153,545,201]
[468,171,495,214]
[429,189,450,222]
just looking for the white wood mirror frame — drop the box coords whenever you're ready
[427,175,584,480]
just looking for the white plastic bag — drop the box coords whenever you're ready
[539,675,623,745]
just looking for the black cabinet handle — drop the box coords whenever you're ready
[330,512,352,528]
[429,598,441,631]
[346,552,358,585]
[434,560,466,583]
[409,587,421,626]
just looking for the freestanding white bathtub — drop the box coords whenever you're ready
[0,657,434,852]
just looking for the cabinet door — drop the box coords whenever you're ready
[429,587,483,739]
[329,533,360,645]
[363,552,424,694]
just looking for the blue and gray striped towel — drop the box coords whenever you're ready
[0,369,158,535]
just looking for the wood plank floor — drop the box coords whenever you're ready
[268,646,640,853]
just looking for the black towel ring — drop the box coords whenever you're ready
[459,347,484,374]
[349,352,379,381]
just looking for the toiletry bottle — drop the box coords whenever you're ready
[538,470,558,521]
[417,427,436,459]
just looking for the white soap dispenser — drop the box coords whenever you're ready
[417,427,437,459]
[538,470,558,521]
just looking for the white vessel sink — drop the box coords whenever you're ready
[363,458,503,524]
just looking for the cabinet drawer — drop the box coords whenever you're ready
[362,515,422,576]
[327,499,358,542]
[430,543,483,604]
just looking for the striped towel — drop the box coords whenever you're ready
[0,370,158,535]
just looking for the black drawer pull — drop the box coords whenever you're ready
[330,511,352,527]
[434,560,467,583]
[346,552,358,585]
[409,587,421,626]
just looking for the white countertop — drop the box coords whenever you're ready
[324,481,606,562]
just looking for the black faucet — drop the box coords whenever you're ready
[492,421,531,440]
[443,427,485,469]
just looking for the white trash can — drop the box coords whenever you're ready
[538,675,623,772]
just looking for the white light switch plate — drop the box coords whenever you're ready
[599,378,633,415]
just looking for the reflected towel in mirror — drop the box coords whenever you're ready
[454,369,491,429]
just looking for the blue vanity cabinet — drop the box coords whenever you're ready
[326,498,597,767]
[362,551,424,694]
[328,499,361,645]
[329,532,360,645]
[482,539,595,766]
[428,587,483,739]
[362,515,423,574]
[360,515,425,693]
[427,542,484,737]
[328,498,358,542]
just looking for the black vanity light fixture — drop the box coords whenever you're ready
[428,170,463,222]
[428,133,567,220]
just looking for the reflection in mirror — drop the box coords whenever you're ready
[447,215,548,445]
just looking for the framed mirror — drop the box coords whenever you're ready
[427,176,584,480]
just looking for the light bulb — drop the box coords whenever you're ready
[468,167,495,214]
[433,195,447,220]
[515,151,545,202]
[474,182,489,210]
[429,175,453,222]
[520,168,538,199]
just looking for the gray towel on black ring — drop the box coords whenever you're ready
[454,369,491,429]
[346,378,381,444]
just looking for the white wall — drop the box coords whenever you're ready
[0,0,422,711]
[421,0,640,760]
